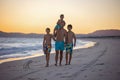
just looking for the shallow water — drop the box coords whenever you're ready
[0,38,96,64]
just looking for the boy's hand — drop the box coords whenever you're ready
[64,43,67,47]
[74,43,76,47]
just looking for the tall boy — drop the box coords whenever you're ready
[66,24,76,65]
[55,25,67,66]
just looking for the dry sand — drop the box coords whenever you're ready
[0,38,120,80]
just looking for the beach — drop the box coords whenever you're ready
[0,38,120,80]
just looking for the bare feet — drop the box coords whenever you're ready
[55,64,57,66]
[65,63,68,65]
[59,63,62,66]
[45,64,49,67]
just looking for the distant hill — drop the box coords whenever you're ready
[0,31,44,38]
[76,29,120,38]
[89,29,120,36]
[0,29,120,38]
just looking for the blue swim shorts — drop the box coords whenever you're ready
[55,41,64,51]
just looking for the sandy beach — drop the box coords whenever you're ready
[0,38,120,80]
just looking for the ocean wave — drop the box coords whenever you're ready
[0,38,95,60]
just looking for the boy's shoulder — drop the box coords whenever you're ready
[58,19,65,22]
[68,31,75,35]
[44,34,46,36]
[44,34,50,36]
[71,31,75,34]
[48,34,53,37]
[44,34,53,38]
[62,28,67,32]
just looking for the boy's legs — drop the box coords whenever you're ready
[59,41,64,66]
[55,50,59,66]
[66,52,69,65]
[45,45,51,67]
[69,54,72,65]
[55,41,59,66]
[59,50,63,66]
[44,51,47,66]
[45,52,48,67]
[45,51,50,67]
[66,43,73,65]
[46,53,50,67]
[55,41,64,66]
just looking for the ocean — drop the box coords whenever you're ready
[0,38,95,64]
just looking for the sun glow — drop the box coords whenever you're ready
[0,0,120,34]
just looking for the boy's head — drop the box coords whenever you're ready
[67,24,72,31]
[46,28,50,34]
[60,14,64,20]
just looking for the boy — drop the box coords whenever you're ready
[55,25,67,66]
[66,24,76,65]
[43,28,56,67]
[53,14,66,36]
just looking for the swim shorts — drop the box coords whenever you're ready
[43,45,51,54]
[66,43,73,54]
[55,41,64,51]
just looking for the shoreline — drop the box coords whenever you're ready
[0,40,96,64]
[0,38,120,80]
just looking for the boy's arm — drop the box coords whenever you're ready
[43,36,46,47]
[53,28,56,37]
[57,20,60,24]
[64,30,68,45]
[63,21,66,26]
[73,33,76,47]
[51,34,56,41]
[53,20,59,36]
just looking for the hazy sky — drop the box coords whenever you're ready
[0,0,120,34]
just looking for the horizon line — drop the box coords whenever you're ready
[0,29,120,34]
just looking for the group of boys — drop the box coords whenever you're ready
[43,14,76,67]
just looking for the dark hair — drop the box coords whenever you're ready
[67,24,72,29]
[60,14,64,17]
[46,28,50,31]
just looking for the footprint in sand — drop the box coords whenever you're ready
[99,69,103,71]
[28,78,40,80]
[99,74,104,77]
[56,73,62,76]
[96,63,104,65]
[84,75,87,78]
[117,72,120,75]
[47,71,53,75]
[60,75,72,78]
[28,78,35,80]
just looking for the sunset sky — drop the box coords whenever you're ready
[0,0,120,34]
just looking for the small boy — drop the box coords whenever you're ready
[65,24,76,65]
[53,14,66,36]
[43,28,56,67]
